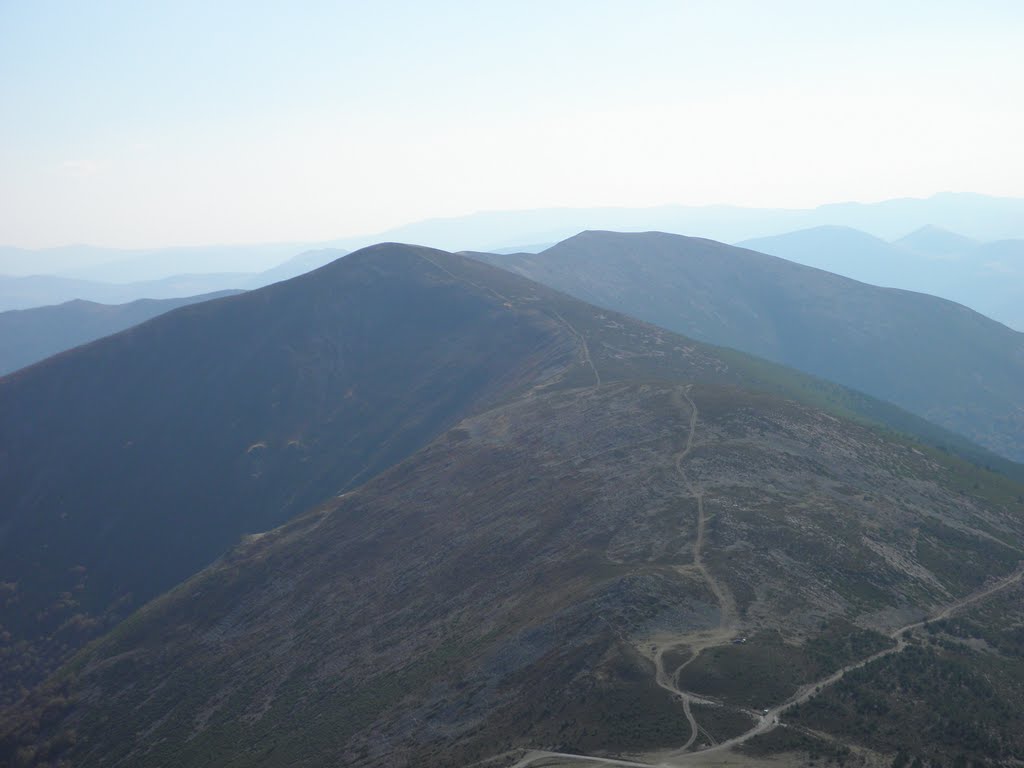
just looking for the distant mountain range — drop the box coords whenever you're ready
[337,192,1024,254]
[475,231,1024,462]
[0,242,327,282]
[3,245,1023,768]
[739,226,1024,331]
[0,291,242,375]
[0,248,346,312]
[5,192,1024,280]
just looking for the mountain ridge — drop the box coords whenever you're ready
[3,244,1024,766]
[0,243,576,697]
[474,230,1024,462]
[6,192,1024,278]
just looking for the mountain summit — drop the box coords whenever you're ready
[894,225,979,256]
[0,244,576,695]
[477,230,1024,462]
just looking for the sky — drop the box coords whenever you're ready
[1,0,1023,249]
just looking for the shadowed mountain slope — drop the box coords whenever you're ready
[4,289,1024,767]
[0,291,242,375]
[474,230,1024,462]
[0,244,576,696]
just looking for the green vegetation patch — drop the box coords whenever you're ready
[661,645,692,677]
[676,630,812,708]
[804,618,895,670]
[788,642,1024,763]
[494,639,693,756]
[677,622,892,710]
[913,518,1021,593]
[690,703,756,744]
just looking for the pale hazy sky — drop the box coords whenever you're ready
[2,0,1022,248]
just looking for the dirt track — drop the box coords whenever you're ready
[508,385,1024,768]
[512,561,1024,768]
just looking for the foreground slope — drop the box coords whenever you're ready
[4,247,1024,768]
[474,230,1024,462]
[0,291,242,375]
[0,245,575,696]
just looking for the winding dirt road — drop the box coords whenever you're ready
[509,557,1024,768]
[659,387,738,753]
[693,560,1024,759]
[672,387,737,633]
[508,384,1024,768]
[650,644,718,752]
[547,309,601,388]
